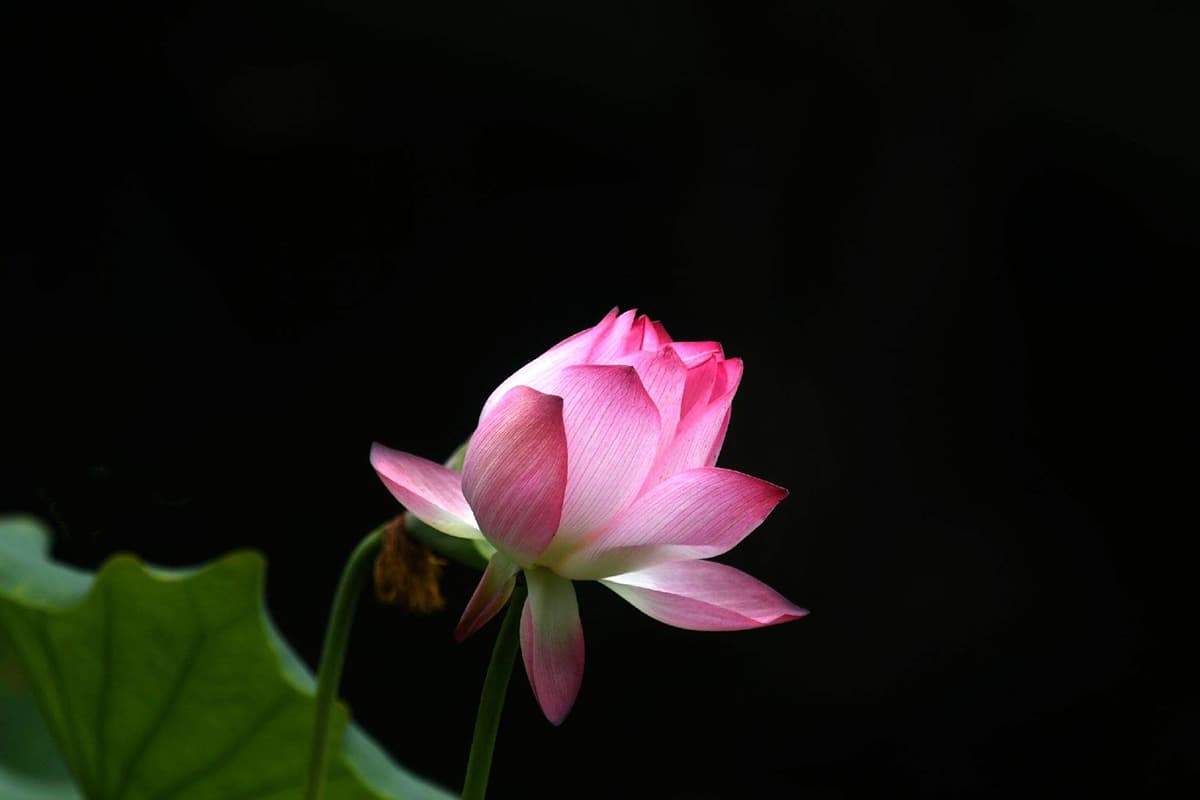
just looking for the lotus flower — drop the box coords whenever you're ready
[371,308,804,724]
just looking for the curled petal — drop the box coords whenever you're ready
[679,355,720,422]
[370,443,481,539]
[668,340,724,367]
[602,560,806,631]
[642,320,672,349]
[647,358,742,485]
[627,315,648,351]
[479,308,618,419]
[462,386,568,563]
[711,356,743,402]
[585,308,640,362]
[701,358,743,466]
[557,467,786,579]
[614,346,688,457]
[542,365,661,547]
[455,553,520,641]
[521,568,585,725]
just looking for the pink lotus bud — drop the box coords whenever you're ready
[371,308,805,725]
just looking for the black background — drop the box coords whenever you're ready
[4,2,1195,797]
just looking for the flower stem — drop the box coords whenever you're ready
[304,525,385,800]
[462,584,527,800]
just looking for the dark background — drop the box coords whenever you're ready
[4,2,1195,797]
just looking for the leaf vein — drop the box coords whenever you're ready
[140,689,294,800]
[34,618,98,797]
[111,617,206,800]
[96,580,113,795]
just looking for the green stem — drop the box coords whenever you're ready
[304,526,385,800]
[461,584,526,800]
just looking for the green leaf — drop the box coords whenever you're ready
[0,634,81,800]
[0,516,455,800]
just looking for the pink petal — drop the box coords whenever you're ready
[370,443,481,539]
[647,358,743,484]
[602,560,807,631]
[627,315,648,351]
[702,358,743,466]
[461,386,568,563]
[703,405,733,468]
[668,340,724,367]
[557,467,787,579]
[479,308,618,419]
[520,568,585,725]
[585,308,640,362]
[679,355,720,421]
[542,364,661,548]
[711,356,743,400]
[643,320,672,349]
[613,346,688,457]
[455,553,520,641]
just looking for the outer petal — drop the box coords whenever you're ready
[557,467,787,579]
[647,358,743,485]
[520,568,585,726]
[479,308,618,419]
[455,553,520,641]
[370,443,482,539]
[462,386,568,563]
[542,364,661,548]
[602,560,807,631]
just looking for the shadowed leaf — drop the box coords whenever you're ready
[0,516,454,800]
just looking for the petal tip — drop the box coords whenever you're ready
[535,680,580,726]
[753,477,789,507]
[368,441,389,467]
[453,618,474,643]
[780,607,809,623]
[453,608,477,641]
[761,601,808,626]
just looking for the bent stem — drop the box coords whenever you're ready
[462,584,527,800]
[304,525,385,800]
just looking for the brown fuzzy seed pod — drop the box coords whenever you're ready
[373,515,446,613]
